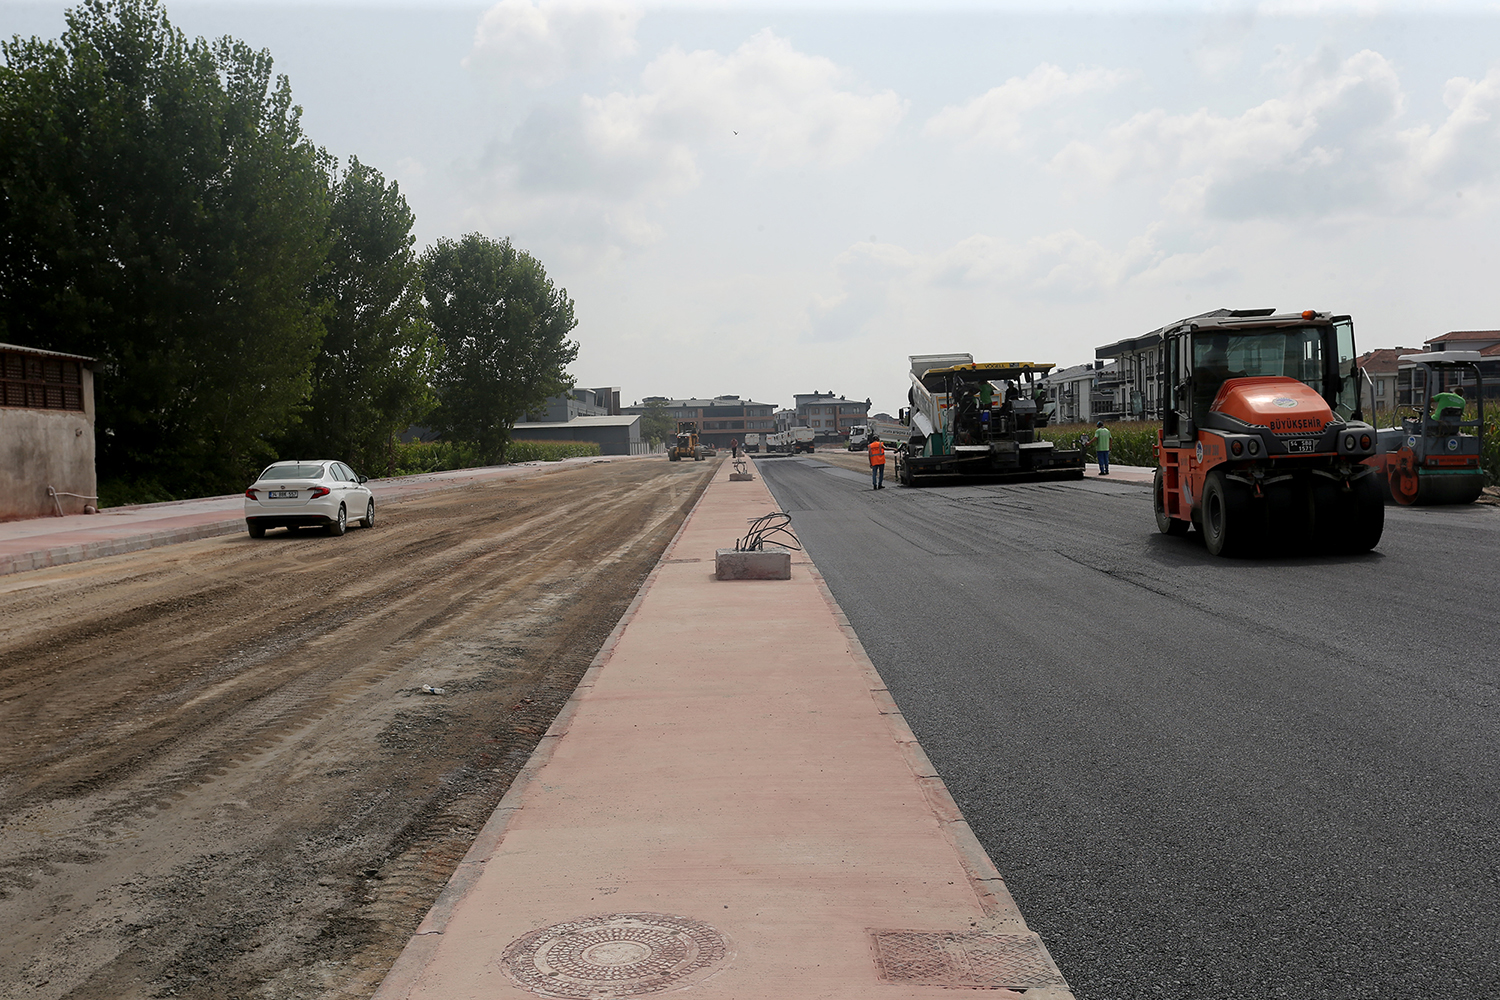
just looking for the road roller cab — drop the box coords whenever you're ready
[1366,352,1485,505]
[1152,308,1383,556]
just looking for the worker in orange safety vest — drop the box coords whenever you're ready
[867,435,886,490]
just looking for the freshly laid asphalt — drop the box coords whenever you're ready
[759,454,1500,1000]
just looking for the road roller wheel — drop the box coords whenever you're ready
[1201,470,1260,557]
[1338,474,1385,553]
[1414,472,1485,505]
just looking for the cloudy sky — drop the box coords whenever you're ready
[5,0,1500,416]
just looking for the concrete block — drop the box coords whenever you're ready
[728,472,756,481]
[715,545,791,580]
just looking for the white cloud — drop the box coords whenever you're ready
[806,225,1232,342]
[924,64,1124,149]
[479,29,906,252]
[1052,47,1500,221]
[467,0,641,89]
[808,242,920,342]
[926,225,1230,297]
[604,29,908,171]
[1409,69,1500,192]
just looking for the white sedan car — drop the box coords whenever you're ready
[244,460,375,538]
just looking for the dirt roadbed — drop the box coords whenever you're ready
[0,458,716,1000]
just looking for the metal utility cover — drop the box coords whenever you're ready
[869,930,1068,989]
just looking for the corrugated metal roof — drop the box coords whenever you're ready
[0,342,96,363]
[511,415,641,429]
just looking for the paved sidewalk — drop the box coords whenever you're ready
[1083,462,1154,484]
[373,456,1073,1000]
[0,456,636,577]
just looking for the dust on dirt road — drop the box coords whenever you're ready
[0,457,716,1000]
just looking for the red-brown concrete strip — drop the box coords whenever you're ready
[0,456,643,576]
[374,456,1074,1000]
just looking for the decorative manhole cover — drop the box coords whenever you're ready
[869,930,1068,989]
[501,913,729,998]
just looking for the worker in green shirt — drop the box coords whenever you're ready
[1092,420,1111,475]
[1430,385,1466,425]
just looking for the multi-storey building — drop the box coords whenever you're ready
[1094,332,1165,421]
[791,392,871,442]
[622,396,778,450]
[517,386,621,423]
[1041,362,1108,425]
[1355,348,1423,421]
[1423,330,1500,399]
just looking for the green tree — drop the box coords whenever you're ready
[284,157,440,475]
[639,398,674,445]
[0,0,331,496]
[420,233,579,463]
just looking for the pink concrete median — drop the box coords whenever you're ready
[374,456,1073,1000]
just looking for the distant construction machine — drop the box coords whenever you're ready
[668,420,703,462]
[894,355,1084,487]
[1152,307,1383,556]
[1366,351,1486,505]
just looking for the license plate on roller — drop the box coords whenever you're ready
[1285,438,1318,453]
[268,490,299,498]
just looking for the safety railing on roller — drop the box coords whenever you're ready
[735,511,801,553]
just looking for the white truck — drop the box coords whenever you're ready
[847,420,910,451]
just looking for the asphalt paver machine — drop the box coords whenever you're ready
[895,359,1084,487]
[1366,351,1486,505]
[1152,308,1384,556]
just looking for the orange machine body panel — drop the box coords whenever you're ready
[1210,377,1331,435]
[1157,377,1338,522]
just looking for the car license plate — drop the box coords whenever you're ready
[268,490,299,498]
[1285,438,1318,453]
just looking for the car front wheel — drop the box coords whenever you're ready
[361,499,375,529]
[327,504,347,537]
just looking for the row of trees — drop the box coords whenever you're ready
[0,0,577,500]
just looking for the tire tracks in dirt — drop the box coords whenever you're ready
[0,457,715,1000]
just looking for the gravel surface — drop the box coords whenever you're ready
[761,454,1500,1000]
[0,457,715,1000]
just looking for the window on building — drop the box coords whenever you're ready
[0,351,85,411]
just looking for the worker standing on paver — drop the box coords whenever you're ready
[867,434,886,490]
[1091,420,1111,476]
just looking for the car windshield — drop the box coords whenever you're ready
[1194,327,1325,386]
[260,463,325,480]
[1193,322,1359,421]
